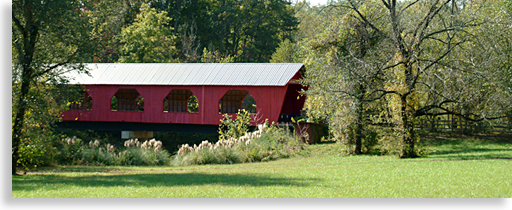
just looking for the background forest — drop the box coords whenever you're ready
[82,0,299,63]
[12,0,512,174]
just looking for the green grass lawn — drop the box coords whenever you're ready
[11,132,512,198]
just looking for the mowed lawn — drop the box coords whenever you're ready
[11,133,512,198]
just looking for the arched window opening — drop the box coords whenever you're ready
[242,93,257,113]
[111,96,117,111]
[219,90,256,114]
[111,88,144,111]
[70,90,93,111]
[163,89,199,113]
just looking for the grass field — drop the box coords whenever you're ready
[11,132,512,198]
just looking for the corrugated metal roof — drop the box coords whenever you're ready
[62,63,304,86]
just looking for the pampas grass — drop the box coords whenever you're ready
[59,137,170,166]
[172,124,305,166]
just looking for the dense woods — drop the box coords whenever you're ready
[12,0,512,174]
[83,0,298,63]
[273,0,512,156]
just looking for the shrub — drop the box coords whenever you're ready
[116,146,171,166]
[172,123,305,166]
[56,137,171,166]
[18,135,59,170]
[218,109,251,140]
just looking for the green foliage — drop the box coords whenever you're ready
[200,48,236,63]
[241,126,305,162]
[218,109,252,141]
[55,137,171,166]
[12,0,93,174]
[297,0,512,158]
[210,0,298,62]
[172,124,305,166]
[187,95,199,113]
[77,148,156,166]
[112,0,298,63]
[270,39,304,63]
[17,136,59,171]
[13,82,82,170]
[118,3,178,63]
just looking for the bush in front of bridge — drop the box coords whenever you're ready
[172,122,305,166]
[57,138,170,166]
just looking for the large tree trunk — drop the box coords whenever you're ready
[12,7,38,174]
[399,95,417,158]
[354,99,363,154]
[12,66,33,175]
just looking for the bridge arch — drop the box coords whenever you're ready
[69,89,92,111]
[218,90,257,114]
[110,88,144,112]
[163,89,199,113]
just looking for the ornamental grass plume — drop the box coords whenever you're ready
[172,122,304,166]
[124,139,141,148]
[61,136,78,145]
[176,123,268,155]
[177,144,194,155]
[194,140,213,151]
[89,140,100,148]
[154,141,163,152]
[106,143,115,153]
[141,141,148,150]
[140,138,164,152]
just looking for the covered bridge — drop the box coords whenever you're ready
[58,63,306,134]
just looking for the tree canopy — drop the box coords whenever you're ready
[118,3,178,63]
[273,0,512,156]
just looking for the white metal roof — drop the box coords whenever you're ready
[62,63,304,86]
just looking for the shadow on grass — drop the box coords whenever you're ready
[416,131,512,160]
[12,172,321,192]
[425,148,512,160]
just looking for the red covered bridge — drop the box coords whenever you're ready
[58,63,306,134]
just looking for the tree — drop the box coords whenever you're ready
[305,2,392,154]
[12,0,92,174]
[274,2,390,154]
[333,0,512,157]
[150,0,298,63]
[234,0,298,62]
[84,0,143,62]
[272,0,512,156]
[118,3,179,63]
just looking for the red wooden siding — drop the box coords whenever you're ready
[61,84,301,126]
